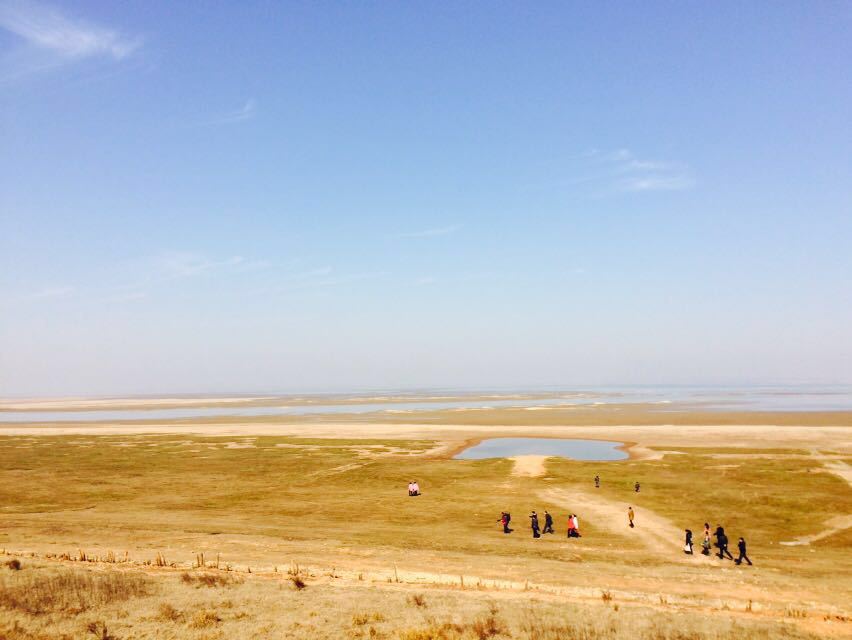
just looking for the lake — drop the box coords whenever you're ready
[454,437,628,461]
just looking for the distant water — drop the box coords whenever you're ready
[1,385,850,423]
[455,438,627,461]
[0,397,591,423]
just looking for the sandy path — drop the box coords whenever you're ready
[821,459,852,487]
[510,455,548,477]
[778,452,852,546]
[780,514,852,546]
[540,487,687,556]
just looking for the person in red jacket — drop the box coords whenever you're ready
[567,514,577,538]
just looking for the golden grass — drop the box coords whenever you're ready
[0,430,849,638]
[0,559,830,640]
[0,564,151,615]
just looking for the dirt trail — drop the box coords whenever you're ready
[779,452,852,546]
[780,514,852,546]
[540,487,690,556]
[820,459,852,487]
[510,455,548,477]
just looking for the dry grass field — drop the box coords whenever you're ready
[0,402,850,639]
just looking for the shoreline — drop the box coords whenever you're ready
[1,422,849,456]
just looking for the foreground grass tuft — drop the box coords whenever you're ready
[180,571,236,588]
[408,593,428,608]
[189,609,222,628]
[156,602,183,622]
[0,566,151,615]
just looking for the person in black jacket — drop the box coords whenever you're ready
[684,529,694,555]
[714,525,734,560]
[530,511,541,538]
[735,537,752,565]
[543,510,554,534]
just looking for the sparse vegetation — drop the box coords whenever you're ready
[408,593,427,608]
[0,555,832,640]
[470,604,504,639]
[189,608,222,628]
[85,620,116,640]
[352,611,385,625]
[0,565,151,615]
[156,602,183,622]
[180,571,235,588]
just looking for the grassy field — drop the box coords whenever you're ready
[0,557,830,640]
[0,424,850,638]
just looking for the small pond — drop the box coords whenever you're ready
[454,437,628,461]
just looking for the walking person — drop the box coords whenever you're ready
[567,514,576,538]
[530,511,541,538]
[543,510,554,534]
[499,512,511,534]
[634,482,641,493]
[572,513,581,537]
[594,475,600,488]
[714,525,734,560]
[702,524,712,556]
[628,506,635,528]
[735,537,753,566]
[684,529,694,555]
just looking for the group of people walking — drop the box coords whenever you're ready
[415,477,754,565]
[524,510,570,538]
[684,523,752,565]
[496,475,754,566]
[501,510,581,538]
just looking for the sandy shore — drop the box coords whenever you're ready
[0,392,577,412]
[2,421,849,454]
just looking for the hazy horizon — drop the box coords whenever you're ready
[2,2,851,397]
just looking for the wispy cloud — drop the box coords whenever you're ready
[620,175,695,192]
[104,251,271,298]
[396,224,460,239]
[19,252,274,304]
[108,291,146,302]
[572,149,694,193]
[153,252,246,280]
[1,2,139,59]
[194,99,256,127]
[0,0,141,78]
[28,285,74,299]
[251,266,386,296]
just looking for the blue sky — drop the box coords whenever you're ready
[1,1,851,396]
